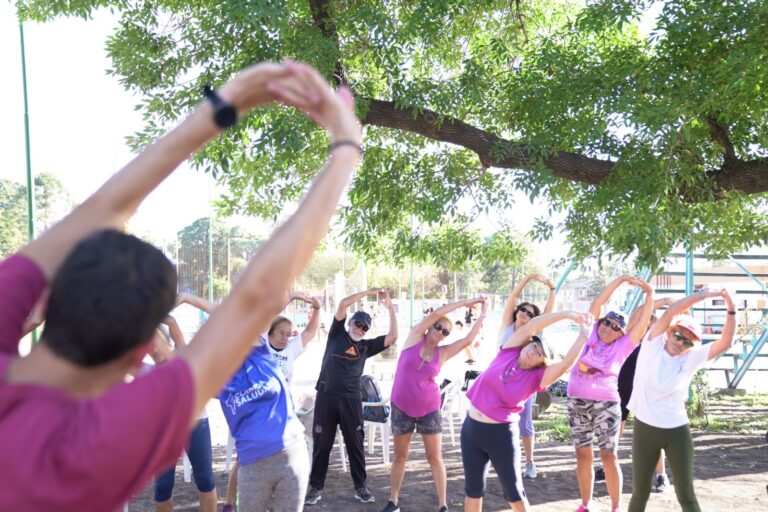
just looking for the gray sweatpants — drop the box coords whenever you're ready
[238,440,310,512]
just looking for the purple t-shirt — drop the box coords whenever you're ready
[567,323,636,402]
[0,254,195,511]
[466,346,545,423]
[391,338,441,417]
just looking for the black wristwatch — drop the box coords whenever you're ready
[727,310,736,315]
[203,86,238,128]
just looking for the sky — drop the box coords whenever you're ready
[1,4,682,268]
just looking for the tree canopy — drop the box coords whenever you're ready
[18,0,768,269]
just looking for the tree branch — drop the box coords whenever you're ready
[308,0,346,86]
[362,99,768,195]
[705,116,737,162]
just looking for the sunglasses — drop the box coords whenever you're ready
[353,320,369,332]
[672,330,695,348]
[600,318,623,332]
[518,307,536,318]
[433,322,450,336]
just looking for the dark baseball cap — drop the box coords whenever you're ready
[350,310,372,328]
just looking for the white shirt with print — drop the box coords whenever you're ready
[265,335,305,383]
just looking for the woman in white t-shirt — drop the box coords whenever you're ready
[627,289,736,512]
[265,292,322,382]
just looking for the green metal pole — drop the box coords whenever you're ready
[208,177,214,303]
[685,242,694,295]
[20,23,38,342]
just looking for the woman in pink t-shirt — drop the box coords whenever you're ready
[566,275,654,512]
[461,310,593,512]
[380,297,486,512]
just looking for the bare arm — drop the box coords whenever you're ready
[300,297,322,348]
[708,290,737,360]
[540,322,591,388]
[440,300,487,364]
[178,62,363,418]
[504,310,593,349]
[542,277,556,314]
[589,275,632,318]
[176,292,216,315]
[648,289,721,339]
[19,63,293,280]
[162,315,186,349]
[403,297,484,350]
[501,274,534,329]
[379,291,398,347]
[335,289,380,321]
[626,279,654,344]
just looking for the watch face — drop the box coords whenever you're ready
[214,106,238,128]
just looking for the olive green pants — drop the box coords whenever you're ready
[628,419,699,512]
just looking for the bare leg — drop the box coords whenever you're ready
[465,497,482,512]
[155,500,173,512]
[199,489,218,512]
[575,446,594,508]
[522,435,534,463]
[619,419,626,438]
[600,449,622,510]
[509,499,530,511]
[423,433,447,508]
[389,433,413,504]
[656,451,665,474]
[226,461,239,507]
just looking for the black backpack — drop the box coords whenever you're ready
[361,374,390,423]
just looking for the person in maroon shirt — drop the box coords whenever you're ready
[0,60,362,512]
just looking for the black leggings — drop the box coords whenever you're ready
[460,415,526,503]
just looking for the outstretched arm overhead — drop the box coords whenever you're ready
[540,316,594,388]
[298,295,322,348]
[440,299,488,364]
[178,61,363,419]
[403,297,485,350]
[501,274,534,329]
[706,290,737,360]
[647,289,722,340]
[541,276,557,314]
[19,63,294,280]
[175,292,216,315]
[626,278,655,344]
[504,310,592,350]
[162,315,186,349]
[379,291,399,347]
[335,289,381,321]
[588,274,633,319]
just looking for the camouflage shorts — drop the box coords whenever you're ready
[390,402,442,436]
[567,397,621,452]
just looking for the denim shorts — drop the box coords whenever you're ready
[390,402,442,436]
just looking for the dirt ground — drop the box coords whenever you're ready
[126,428,768,512]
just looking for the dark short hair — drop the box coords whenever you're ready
[512,302,541,323]
[42,230,177,367]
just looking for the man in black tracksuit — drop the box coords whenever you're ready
[305,289,398,505]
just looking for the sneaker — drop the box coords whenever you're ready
[220,506,235,512]
[305,487,322,505]
[653,473,670,493]
[438,507,449,512]
[573,505,589,512]
[355,487,375,503]
[378,500,400,512]
[594,467,606,483]
[524,461,537,479]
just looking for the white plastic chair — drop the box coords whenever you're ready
[225,431,235,472]
[363,399,391,465]
[440,381,463,447]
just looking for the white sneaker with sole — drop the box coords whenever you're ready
[524,461,537,478]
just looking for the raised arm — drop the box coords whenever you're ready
[501,274,534,329]
[299,296,322,348]
[626,279,654,344]
[335,289,381,321]
[589,275,633,318]
[176,292,216,315]
[404,297,484,350]
[19,63,293,280]
[707,290,737,360]
[648,289,721,339]
[540,318,593,388]
[504,310,591,349]
[379,291,398,347]
[162,315,186,349]
[178,62,363,418]
[440,300,488,364]
[542,277,556,314]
